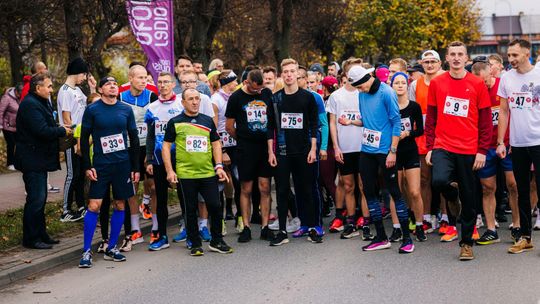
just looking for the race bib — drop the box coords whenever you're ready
[220,131,237,148]
[362,128,382,148]
[137,123,148,139]
[246,106,267,123]
[281,113,303,129]
[509,92,533,110]
[154,121,167,136]
[339,109,361,121]
[186,135,208,153]
[443,96,469,117]
[100,134,126,154]
[401,117,412,132]
[491,106,500,126]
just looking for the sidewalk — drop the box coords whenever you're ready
[0,165,66,212]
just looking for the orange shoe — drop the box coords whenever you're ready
[131,230,144,244]
[440,225,458,242]
[150,230,159,243]
[329,217,344,233]
[472,226,480,241]
[438,220,449,235]
[140,203,152,220]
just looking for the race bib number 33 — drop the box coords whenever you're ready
[100,134,126,154]
[186,135,208,153]
[281,113,303,129]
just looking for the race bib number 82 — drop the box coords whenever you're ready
[186,135,208,153]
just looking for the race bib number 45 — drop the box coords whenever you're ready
[186,135,208,153]
[362,128,382,149]
[281,113,303,129]
[100,134,126,154]
[443,96,469,118]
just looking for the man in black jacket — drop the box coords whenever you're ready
[15,73,72,249]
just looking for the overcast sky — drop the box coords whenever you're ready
[477,0,538,16]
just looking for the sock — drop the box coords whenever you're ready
[346,216,355,225]
[109,209,125,249]
[423,214,431,222]
[142,194,151,205]
[131,214,140,232]
[199,218,208,229]
[416,222,423,226]
[393,223,401,229]
[335,208,345,219]
[83,211,99,252]
[400,220,411,240]
[441,214,449,222]
[151,213,158,231]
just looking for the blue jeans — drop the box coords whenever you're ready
[22,171,48,245]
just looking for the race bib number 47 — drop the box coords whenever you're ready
[100,134,126,154]
[186,135,208,153]
[509,92,533,110]
[281,113,303,129]
[443,96,469,118]
[362,128,382,149]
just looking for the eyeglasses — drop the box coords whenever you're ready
[180,80,197,85]
[157,80,172,85]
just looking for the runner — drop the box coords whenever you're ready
[425,41,492,260]
[388,58,408,84]
[496,39,540,254]
[263,66,277,92]
[162,88,233,256]
[79,76,140,268]
[173,55,211,97]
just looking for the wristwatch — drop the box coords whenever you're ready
[390,147,397,153]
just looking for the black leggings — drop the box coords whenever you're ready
[178,176,223,248]
[99,187,111,240]
[511,145,540,237]
[154,164,170,237]
[3,130,15,166]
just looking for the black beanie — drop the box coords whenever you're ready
[67,58,89,75]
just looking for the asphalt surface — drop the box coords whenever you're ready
[2,219,540,304]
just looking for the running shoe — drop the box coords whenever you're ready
[173,228,187,242]
[422,220,434,234]
[472,226,480,241]
[186,238,193,249]
[77,206,87,218]
[209,239,233,254]
[362,238,391,251]
[340,224,360,239]
[476,230,500,245]
[362,226,374,241]
[150,230,159,243]
[399,238,414,254]
[104,246,126,262]
[97,239,108,253]
[260,226,271,240]
[415,225,427,242]
[508,237,534,254]
[504,205,512,214]
[287,217,301,233]
[438,220,449,235]
[140,203,152,220]
[190,247,204,256]
[119,236,132,252]
[534,217,540,231]
[79,250,92,268]
[356,216,365,229]
[60,210,81,223]
[200,226,211,242]
[440,225,458,242]
[236,216,244,233]
[292,226,309,238]
[270,231,289,246]
[268,219,280,231]
[329,217,344,233]
[510,227,521,243]
[48,185,60,193]
[430,215,439,231]
[308,228,323,243]
[476,215,484,228]
[149,236,170,251]
[131,230,144,244]
[238,226,251,243]
[459,244,474,261]
[389,228,402,242]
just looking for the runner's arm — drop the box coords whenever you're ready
[225,118,237,140]
[497,97,509,146]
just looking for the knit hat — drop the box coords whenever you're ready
[321,76,338,91]
[375,66,390,83]
[67,58,89,75]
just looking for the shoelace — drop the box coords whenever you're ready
[83,250,92,260]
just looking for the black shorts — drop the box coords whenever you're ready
[139,146,152,179]
[396,148,420,170]
[337,152,360,176]
[236,140,273,181]
[89,161,135,200]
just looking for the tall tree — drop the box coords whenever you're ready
[64,0,83,61]
[269,0,293,68]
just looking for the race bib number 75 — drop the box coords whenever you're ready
[281,113,303,129]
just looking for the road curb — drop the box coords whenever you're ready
[0,209,182,289]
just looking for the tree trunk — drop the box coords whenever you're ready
[6,28,23,86]
[269,0,280,68]
[188,0,210,63]
[278,0,292,63]
[204,0,225,66]
[64,0,83,61]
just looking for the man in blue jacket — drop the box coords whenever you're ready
[15,73,72,249]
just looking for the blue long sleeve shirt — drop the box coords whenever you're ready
[310,91,328,151]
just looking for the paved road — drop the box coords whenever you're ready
[2,219,540,304]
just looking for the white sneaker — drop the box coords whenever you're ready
[7,165,15,171]
[268,219,280,231]
[534,217,540,231]
[508,222,513,230]
[286,217,301,233]
[495,220,499,229]
[476,215,484,228]
[430,215,439,230]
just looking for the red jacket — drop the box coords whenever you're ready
[20,75,32,101]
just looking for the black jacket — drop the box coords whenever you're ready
[14,92,66,172]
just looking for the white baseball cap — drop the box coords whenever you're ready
[421,50,441,61]
[348,65,375,86]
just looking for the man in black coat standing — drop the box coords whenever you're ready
[15,73,72,249]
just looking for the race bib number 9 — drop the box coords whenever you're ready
[509,92,533,110]
[137,123,148,139]
[100,134,126,154]
[443,96,469,118]
[246,106,267,123]
[339,110,360,121]
[220,131,237,148]
[491,106,500,126]
[281,113,303,129]
[155,121,167,136]
[186,135,208,153]
[362,128,382,149]
[401,117,412,132]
